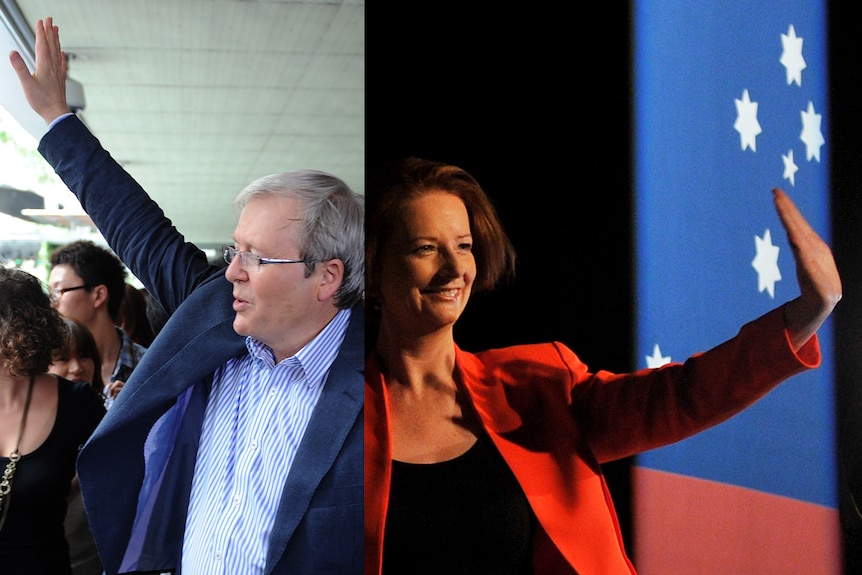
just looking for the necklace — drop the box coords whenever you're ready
[0,374,35,531]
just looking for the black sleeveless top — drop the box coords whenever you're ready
[0,379,105,575]
[382,432,536,575]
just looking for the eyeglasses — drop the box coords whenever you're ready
[49,284,93,303]
[222,245,308,272]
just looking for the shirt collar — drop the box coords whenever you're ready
[244,307,351,387]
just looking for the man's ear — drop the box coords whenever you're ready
[91,284,110,310]
[317,259,344,302]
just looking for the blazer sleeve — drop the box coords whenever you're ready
[572,306,820,462]
[38,115,219,314]
[470,306,819,464]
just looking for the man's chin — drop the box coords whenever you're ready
[232,316,251,337]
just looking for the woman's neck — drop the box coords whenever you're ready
[0,367,34,405]
[375,327,458,390]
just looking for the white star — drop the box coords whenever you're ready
[782,149,798,186]
[646,344,671,368]
[734,89,762,152]
[752,229,781,298]
[800,101,825,162]
[780,24,806,86]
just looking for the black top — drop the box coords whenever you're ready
[0,378,106,574]
[383,432,536,575]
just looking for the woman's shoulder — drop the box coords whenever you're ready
[466,340,574,360]
[457,342,590,394]
[55,376,106,411]
[462,340,586,373]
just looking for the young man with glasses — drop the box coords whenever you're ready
[48,239,147,408]
[10,17,364,575]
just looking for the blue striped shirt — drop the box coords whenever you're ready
[181,308,351,574]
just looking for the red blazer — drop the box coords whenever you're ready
[365,307,820,574]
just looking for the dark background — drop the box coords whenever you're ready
[829,3,862,573]
[367,2,861,569]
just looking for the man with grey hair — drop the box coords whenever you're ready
[10,17,364,575]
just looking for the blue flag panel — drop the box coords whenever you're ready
[633,0,834,512]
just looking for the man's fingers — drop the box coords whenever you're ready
[9,50,30,75]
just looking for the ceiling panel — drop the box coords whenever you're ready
[4,0,364,248]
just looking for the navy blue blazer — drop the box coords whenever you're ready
[39,116,364,575]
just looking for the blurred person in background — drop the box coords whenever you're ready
[51,317,103,395]
[117,284,156,348]
[47,240,147,407]
[50,316,104,575]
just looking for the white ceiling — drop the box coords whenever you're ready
[1,0,364,249]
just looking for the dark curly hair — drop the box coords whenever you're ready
[0,267,68,376]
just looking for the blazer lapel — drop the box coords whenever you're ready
[264,305,364,572]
